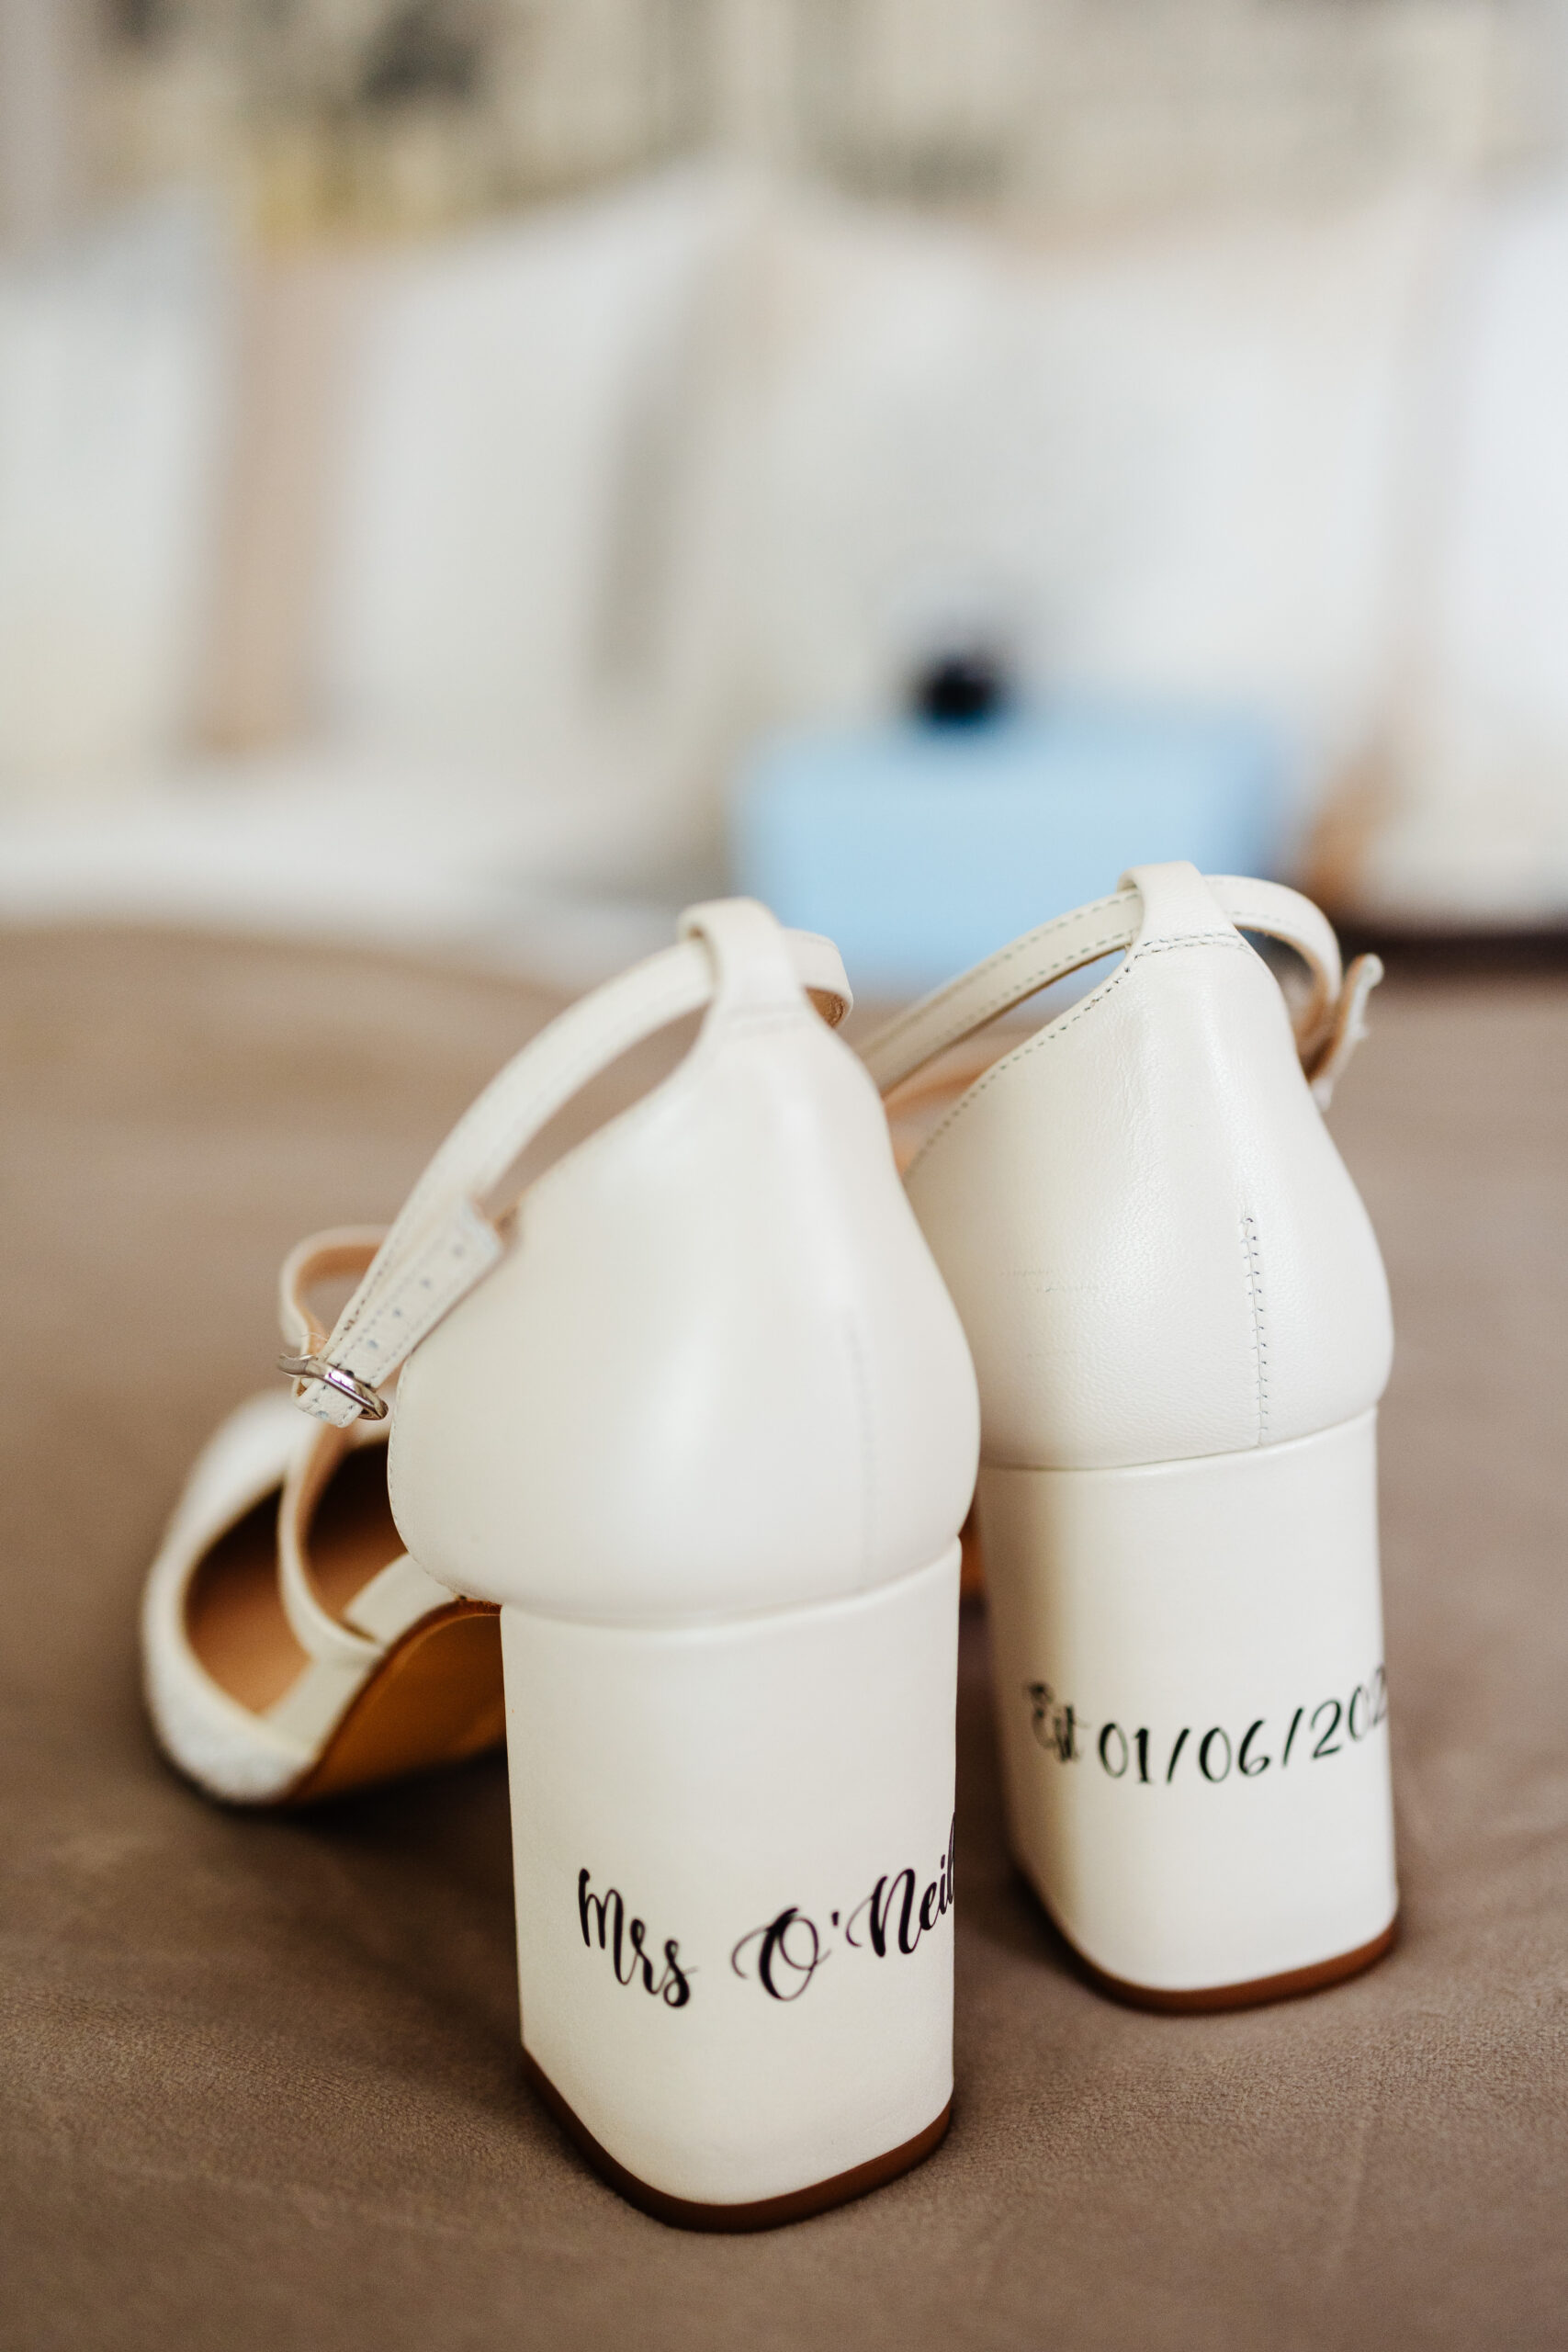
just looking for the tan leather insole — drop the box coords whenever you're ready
[187,1449,408,1712]
[186,1493,310,1713]
[310,1447,405,1617]
[184,1449,502,1792]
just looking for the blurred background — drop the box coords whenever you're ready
[4,0,1568,989]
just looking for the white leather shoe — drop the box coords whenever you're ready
[863,863,1397,2011]
[143,925,860,1815]
[278,902,980,2228]
[141,1241,505,1808]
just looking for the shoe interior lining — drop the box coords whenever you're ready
[185,1448,402,1713]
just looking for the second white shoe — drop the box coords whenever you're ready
[864,862,1398,2009]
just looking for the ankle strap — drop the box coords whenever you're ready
[278,913,852,1426]
[861,875,1378,1111]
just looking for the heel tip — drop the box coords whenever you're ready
[521,2049,952,2232]
[1058,1916,1400,2014]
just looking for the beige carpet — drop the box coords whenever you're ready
[3,924,1565,2350]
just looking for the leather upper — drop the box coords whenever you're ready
[898,863,1393,1473]
[385,900,980,1620]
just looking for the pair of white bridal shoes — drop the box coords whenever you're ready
[142,865,1396,2230]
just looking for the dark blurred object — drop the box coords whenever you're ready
[358,3,485,110]
[911,649,1010,729]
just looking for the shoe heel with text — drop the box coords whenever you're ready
[501,1548,959,2228]
[980,1411,1397,2007]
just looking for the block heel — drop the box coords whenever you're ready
[978,1412,1397,2003]
[501,1546,961,2224]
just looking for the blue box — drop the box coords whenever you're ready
[733,702,1292,996]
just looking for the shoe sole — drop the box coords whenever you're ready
[524,2050,951,2230]
[1054,1909,1398,2013]
[283,1600,504,1804]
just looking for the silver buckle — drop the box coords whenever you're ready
[277,1352,389,1422]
